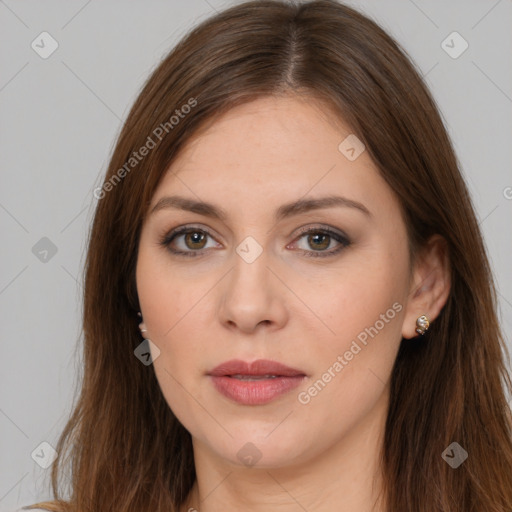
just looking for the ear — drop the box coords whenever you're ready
[402,235,451,339]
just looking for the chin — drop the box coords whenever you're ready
[194,426,314,470]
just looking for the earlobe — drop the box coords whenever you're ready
[402,235,451,340]
[138,311,148,336]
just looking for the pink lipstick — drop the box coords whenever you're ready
[208,359,306,405]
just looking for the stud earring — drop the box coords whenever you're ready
[415,314,430,335]
[137,311,147,334]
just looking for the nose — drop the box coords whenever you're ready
[217,247,289,335]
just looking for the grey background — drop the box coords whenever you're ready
[1,0,511,510]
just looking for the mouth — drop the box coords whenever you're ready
[208,359,306,378]
[208,359,307,405]
[229,374,281,380]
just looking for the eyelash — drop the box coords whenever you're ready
[159,224,351,259]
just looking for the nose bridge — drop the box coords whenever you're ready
[230,238,273,300]
[218,237,288,333]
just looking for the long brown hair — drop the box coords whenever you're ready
[27,1,512,510]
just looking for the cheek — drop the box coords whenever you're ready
[144,293,210,431]
[297,294,403,439]
[302,247,407,397]
[136,243,205,339]
[137,257,213,386]
[316,258,405,343]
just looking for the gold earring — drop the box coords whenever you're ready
[415,314,430,335]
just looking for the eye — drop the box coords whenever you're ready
[288,226,350,258]
[160,224,351,258]
[160,226,220,257]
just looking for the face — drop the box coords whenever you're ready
[136,95,412,469]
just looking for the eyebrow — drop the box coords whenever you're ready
[150,194,371,221]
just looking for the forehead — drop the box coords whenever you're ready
[150,95,401,225]
[173,95,352,170]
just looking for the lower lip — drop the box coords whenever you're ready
[209,375,305,405]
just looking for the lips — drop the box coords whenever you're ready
[208,359,306,405]
[208,359,306,378]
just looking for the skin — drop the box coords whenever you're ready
[136,94,450,512]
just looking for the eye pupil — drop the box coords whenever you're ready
[185,231,207,249]
[308,233,330,250]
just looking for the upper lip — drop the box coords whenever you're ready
[208,359,306,377]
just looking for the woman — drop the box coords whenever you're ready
[25,0,512,511]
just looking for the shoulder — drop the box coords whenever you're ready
[16,502,72,512]
[15,508,49,512]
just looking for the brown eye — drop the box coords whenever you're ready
[289,226,351,258]
[160,226,219,257]
[306,232,331,251]
[183,230,207,250]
